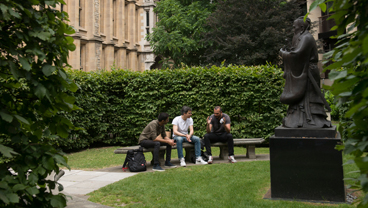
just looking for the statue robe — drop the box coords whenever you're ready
[280,32,331,128]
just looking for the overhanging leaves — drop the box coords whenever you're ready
[0,111,13,123]
[309,0,368,207]
[0,0,76,207]
[0,144,18,158]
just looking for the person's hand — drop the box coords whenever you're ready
[168,139,176,146]
[186,134,191,143]
[222,117,226,125]
[207,116,212,125]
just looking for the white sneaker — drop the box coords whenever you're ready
[208,156,213,164]
[180,158,186,167]
[228,155,237,163]
[195,157,208,165]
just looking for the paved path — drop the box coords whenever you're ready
[60,170,137,195]
[57,170,137,208]
[56,154,269,208]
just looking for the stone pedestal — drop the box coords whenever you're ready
[269,126,345,202]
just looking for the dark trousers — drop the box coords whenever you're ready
[139,140,172,165]
[204,132,234,156]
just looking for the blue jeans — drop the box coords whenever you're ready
[173,135,201,159]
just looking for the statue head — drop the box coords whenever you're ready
[293,16,311,35]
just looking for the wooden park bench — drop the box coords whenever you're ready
[114,138,265,165]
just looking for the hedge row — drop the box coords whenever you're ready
[58,65,286,150]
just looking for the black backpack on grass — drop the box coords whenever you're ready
[123,147,147,172]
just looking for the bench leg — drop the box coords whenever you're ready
[219,146,228,160]
[246,144,256,159]
[184,148,195,163]
[150,150,166,166]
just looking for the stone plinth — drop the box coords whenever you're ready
[274,125,337,138]
[269,126,345,202]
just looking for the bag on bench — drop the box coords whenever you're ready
[123,147,147,172]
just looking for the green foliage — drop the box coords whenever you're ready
[147,0,215,68]
[309,0,368,207]
[148,0,303,67]
[325,90,345,121]
[324,91,351,139]
[202,0,304,66]
[325,90,337,120]
[62,65,286,150]
[0,0,78,207]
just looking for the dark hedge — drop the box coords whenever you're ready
[57,65,286,150]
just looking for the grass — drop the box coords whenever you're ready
[65,146,269,170]
[87,158,358,208]
[65,146,360,207]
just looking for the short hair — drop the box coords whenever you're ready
[214,106,222,112]
[158,112,169,122]
[296,16,311,30]
[181,106,192,115]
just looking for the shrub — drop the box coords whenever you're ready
[324,90,352,139]
[325,90,340,121]
[60,65,286,150]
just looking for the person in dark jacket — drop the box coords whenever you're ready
[138,112,176,171]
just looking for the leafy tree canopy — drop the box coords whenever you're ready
[0,0,78,207]
[147,0,216,68]
[202,0,304,66]
[148,0,304,67]
[308,0,368,207]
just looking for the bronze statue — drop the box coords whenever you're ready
[279,16,331,128]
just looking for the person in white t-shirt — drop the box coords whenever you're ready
[172,106,207,167]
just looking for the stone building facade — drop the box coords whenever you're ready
[58,0,332,74]
[57,0,157,71]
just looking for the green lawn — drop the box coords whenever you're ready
[65,146,269,170]
[65,146,359,208]
[87,158,357,208]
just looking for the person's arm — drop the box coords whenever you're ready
[206,116,212,133]
[186,125,194,142]
[188,125,194,138]
[149,124,158,141]
[173,125,186,137]
[153,134,176,146]
[174,124,192,142]
[224,124,231,133]
[150,124,175,146]
[163,125,176,146]
[222,117,231,133]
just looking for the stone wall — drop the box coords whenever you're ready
[64,0,156,71]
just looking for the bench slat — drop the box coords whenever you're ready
[114,138,265,154]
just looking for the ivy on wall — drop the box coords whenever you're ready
[60,65,286,150]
